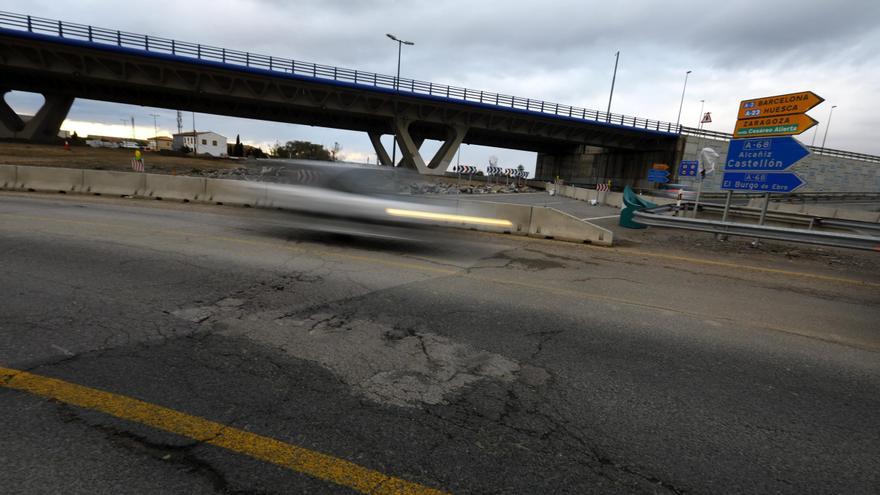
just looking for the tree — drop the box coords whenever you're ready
[272,140,332,161]
[69,131,86,146]
[233,134,244,157]
[243,145,267,158]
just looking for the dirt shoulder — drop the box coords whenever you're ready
[0,142,240,173]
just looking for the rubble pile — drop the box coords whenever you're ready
[407,182,533,195]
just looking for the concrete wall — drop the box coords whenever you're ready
[676,135,880,193]
[0,165,614,246]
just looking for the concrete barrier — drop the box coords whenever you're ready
[83,169,146,196]
[144,174,206,201]
[801,205,838,219]
[0,165,627,246]
[573,187,591,201]
[528,207,613,245]
[16,166,84,193]
[0,165,16,189]
[831,209,880,223]
[206,178,268,207]
[801,205,880,223]
[604,191,624,208]
[457,200,533,234]
[775,203,805,214]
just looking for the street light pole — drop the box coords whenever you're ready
[386,33,414,167]
[675,70,692,130]
[820,105,837,149]
[697,99,705,129]
[606,51,619,122]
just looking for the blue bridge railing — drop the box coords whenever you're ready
[0,11,682,134]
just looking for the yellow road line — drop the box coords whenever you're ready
[0,366,448,495]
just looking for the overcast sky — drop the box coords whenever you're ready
[5,0,879,171]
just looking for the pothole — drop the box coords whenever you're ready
[215,312,526,408]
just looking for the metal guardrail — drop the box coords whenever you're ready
[634,203,880,251]
[680,126,880,163]
[0,11,681,134]
[692,202,880,232]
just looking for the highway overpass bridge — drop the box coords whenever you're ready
[2,11,875,189]
[0,12,688,180]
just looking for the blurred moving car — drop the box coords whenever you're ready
[247,160,514,232]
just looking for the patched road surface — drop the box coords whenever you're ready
[1,192,879,494]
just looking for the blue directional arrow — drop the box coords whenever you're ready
[648,170,669,183]
[725,137,810,172]
[721,172,805,192]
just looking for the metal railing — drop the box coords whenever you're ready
[633,202,880,251]
[681,126,880,163]
[0,11,680,134]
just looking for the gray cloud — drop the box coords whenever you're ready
[4,0,879,161]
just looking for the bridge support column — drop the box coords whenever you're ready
[368,132,393,166]
[399,135,425,170]
[393,120,466,175]
[0,92,74,143]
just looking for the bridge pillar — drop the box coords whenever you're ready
[367,131,425,167]
[393,120,466,175]
[535,144,678,188]
[0,91,26,133]
[368,132,393,166]
[0,92,74,143]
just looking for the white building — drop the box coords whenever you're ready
[172,131,227,157]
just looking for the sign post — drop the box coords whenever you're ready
[724,90,822,244]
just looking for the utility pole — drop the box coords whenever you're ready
[606,51,619,122]
[191,112,197,156]
[130,116,135,140]
[149,113,160,151]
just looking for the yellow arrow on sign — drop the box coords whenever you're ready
[738,91,824,120]
[733,113,818,138]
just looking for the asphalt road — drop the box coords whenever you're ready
[1,191,878,494]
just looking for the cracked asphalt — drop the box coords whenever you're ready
[1,191,879,494]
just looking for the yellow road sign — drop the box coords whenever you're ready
[652,163,669,170]
[733,113,818,138]
[738,91,824,120]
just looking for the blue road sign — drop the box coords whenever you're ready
[678,160,698,177]
[725,137,810,172]
[648,170,669,183]
[721,172,805,192]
